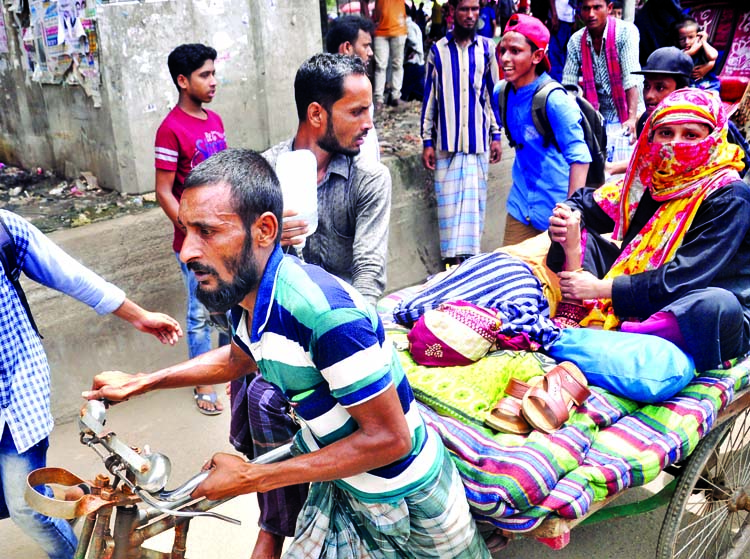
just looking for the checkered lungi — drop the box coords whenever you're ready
[434,150,489,259]
[230,374,307,537]
[283,436,491,559]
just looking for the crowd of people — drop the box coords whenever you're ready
[3,1,750,559]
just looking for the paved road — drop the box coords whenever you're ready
[2,388,668,559]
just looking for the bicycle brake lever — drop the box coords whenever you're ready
[136,487,241,525]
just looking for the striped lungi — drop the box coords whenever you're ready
[283,437,490,559]
[434,150,489,259]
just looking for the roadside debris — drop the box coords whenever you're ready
[0,164,157,233]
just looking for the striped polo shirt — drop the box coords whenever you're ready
[231,246,442,503]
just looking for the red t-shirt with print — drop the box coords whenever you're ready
[154,106,227,252]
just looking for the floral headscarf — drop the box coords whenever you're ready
[584,89,745,329]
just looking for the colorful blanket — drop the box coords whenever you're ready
[381,267,750,533]
[407,348,750,532]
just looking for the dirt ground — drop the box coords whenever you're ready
[0,101,422,234]
[375,98,423,158]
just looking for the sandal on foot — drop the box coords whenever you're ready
[193,388,223,416]
[485,377,541,434]
[521,362,590,433]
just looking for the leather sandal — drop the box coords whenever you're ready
[521,362,590,434]
[485,377,541,435]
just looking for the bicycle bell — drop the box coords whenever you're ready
[130,446,172,494]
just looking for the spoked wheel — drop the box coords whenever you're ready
[656,409,750,559]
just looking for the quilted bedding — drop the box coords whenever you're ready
[388,325,750,533]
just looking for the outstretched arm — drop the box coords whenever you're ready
[84,342,251,402]
[192,384,412,501]
[111,298,182,345]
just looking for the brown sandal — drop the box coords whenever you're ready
[521,362,590,434]
[485,377,541,434]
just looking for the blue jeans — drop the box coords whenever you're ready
[176,255,229,358]
[0,426,77,559]
[548,21,574,83]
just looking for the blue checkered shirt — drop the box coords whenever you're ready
[0,211,125,452]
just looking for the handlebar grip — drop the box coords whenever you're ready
[158,470,210,503]
[249,442,294,465]
[156,442,293,504]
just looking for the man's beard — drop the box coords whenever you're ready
[453,19,477,41]
[317,116,360,157]
[190,240,260,313]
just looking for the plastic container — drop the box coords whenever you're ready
[275,150,318,247]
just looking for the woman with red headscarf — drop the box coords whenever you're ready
[547,88,749,371]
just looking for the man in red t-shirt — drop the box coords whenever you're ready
[154,43,227,415]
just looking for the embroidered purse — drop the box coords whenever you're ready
[407,301,503,366]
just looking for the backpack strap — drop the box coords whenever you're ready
[0,216,42,337]
[496,80,517,148]
[531,76,567,150]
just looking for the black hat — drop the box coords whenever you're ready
[632,47,693,78]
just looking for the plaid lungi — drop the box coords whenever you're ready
[230,374,308,537]
[283,435,490,559]
[434,151,489,259]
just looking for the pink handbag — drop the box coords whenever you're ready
[407,301,503,366]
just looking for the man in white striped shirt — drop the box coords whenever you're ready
[421,0,503,268]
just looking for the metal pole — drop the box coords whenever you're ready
[74,513,96,559]
[111,506,140,559]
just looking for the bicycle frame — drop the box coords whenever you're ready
[30,401,293,559]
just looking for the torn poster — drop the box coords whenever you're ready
[0,11,8,54]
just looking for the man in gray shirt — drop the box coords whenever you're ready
[263,54,391,305]
[234,53,392,559]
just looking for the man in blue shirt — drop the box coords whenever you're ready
[86,148,490,559]
[477,0,497,38]
[497,14,592,245]
[0,210,182,559]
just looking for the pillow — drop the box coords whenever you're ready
[407,301,502,366]
[546,328,696,403]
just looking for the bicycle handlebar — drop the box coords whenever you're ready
[79,400,295,524]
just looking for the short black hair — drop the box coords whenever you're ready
[294,53,368,121]
[325,15,375,54]
[674,16,700,35]
[674,75,690,89]
[183,149,283,243]
[167,44,217,89]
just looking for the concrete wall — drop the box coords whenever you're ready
[33,148,513,422]
[385,145,511,287]
[0,0,320,193]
